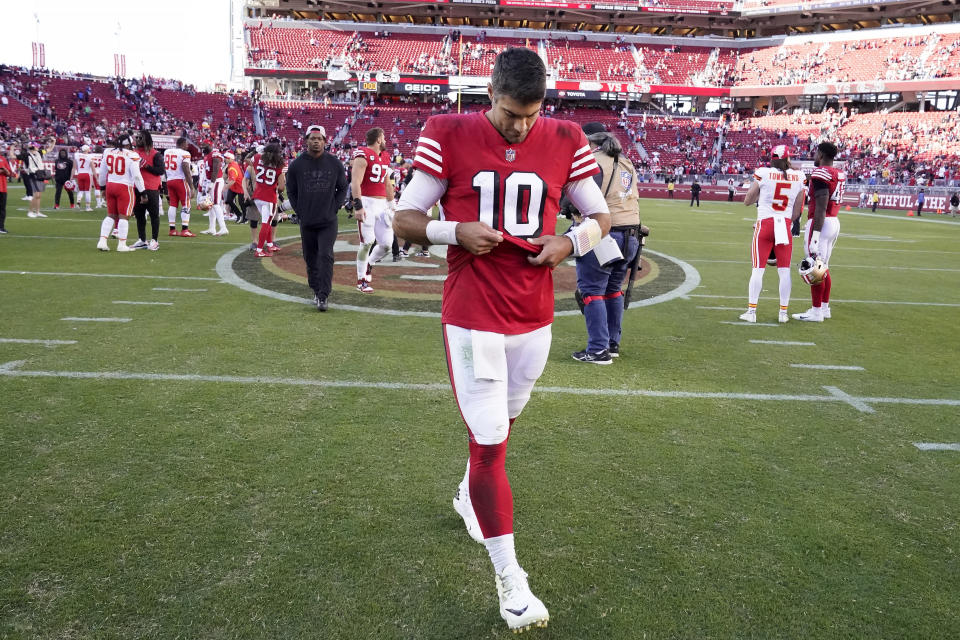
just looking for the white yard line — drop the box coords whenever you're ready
[790,364,865,371]
[400,275,448,281]
[112,301,174,306]
[749,339,815,346]
[686,258,960,272]
[697,306,743,311]
[913,443,960,451]
[4,234,250,246]
[844,210,960,226]
[61,317,132,323]
[691,294,960,308]
[1,360,956,414]
[152,287,208,292]
[1,270,221,281]
[0,338,77,346]
[721,321,779,327]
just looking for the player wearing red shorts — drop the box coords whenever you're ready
[96,133,145,252]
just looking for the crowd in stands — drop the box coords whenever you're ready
[4,60,960,188]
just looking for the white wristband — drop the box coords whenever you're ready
[426,220,459,245]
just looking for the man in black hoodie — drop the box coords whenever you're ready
[286,125,348,311]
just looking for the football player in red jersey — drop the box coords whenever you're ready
[793,141,844,322]
[394,48,611,632]
[250,143,286,258]
[351,127,395,293]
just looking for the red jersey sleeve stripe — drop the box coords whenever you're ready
[419,137,442,151]
[353,149,366,158]
[568,162,600,180]
[573,144,590,158]
[414,155,443,175]
[570,154,595,170]
[415,145,442,162]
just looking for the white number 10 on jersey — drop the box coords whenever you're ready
[472,170,547,238]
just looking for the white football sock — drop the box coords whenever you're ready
[747,267,764,306]
[99,217,115,239]
[215,205,227,233]
[181,209,191,227]
[484,533,517,574]
[168,205,177,226]
[116,219,129,242]
[368,242,390,267]
[356,244,373,280]
[777,267,791,309]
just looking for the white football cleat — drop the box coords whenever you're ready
[778,310,789,323]
[738,311,756,323]
[495,564,549,632]
[147,240,159,251]
[452,481,484,544]
[822,307,831,319]
[792,308,823,322]
[96,238,109,251]
[116,242,134,252]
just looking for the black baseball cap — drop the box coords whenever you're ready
[582,122,607,136]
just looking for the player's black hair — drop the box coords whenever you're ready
[771,156,790,179]
[365,127,384,147]
[817,141,839,160]
[136,129,154,150]
[491,48,546,105]
[261,143,283,168]
[176,137,188,148]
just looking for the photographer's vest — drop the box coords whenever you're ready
[594,150,640,228]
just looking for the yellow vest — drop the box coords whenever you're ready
[594,151,640,228]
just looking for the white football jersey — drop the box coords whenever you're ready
[163,148,191,182]
[754,167,805,219]
[98,148,145,190]
[74,152,93,177]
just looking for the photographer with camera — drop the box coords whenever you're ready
[569,122,643,364]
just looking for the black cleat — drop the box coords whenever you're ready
[572,349,613,365]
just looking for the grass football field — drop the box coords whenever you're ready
[1,186,958,639]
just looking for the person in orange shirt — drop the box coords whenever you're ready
[223,151,246,223]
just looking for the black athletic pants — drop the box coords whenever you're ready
[226,190,244,221]
[300,220,339,299]
[23,174,33,198]
[54,180,75,207]
[0,192,7,230]
[690,193,700,206]
[133,190,161,242]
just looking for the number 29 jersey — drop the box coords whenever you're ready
[412,111,600,334]
[251,154,284,204]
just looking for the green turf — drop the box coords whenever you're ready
[2,187,958,639]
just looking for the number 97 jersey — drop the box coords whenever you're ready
[754,166,806,219]
[354,146,391,197]
[411,111,600,333]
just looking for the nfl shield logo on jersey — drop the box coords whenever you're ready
[505,148,516,163]
[620,170,633,190]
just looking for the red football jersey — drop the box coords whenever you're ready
[204,151,224,181]
[807,165,845,219]
[251,154,283,204]
[353,146,391,197]
[413,111,600,334]
[137,148,162,191]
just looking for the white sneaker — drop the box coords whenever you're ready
[22,195,32,201]
[792,308,823,322]
[214,229,229,236]
[452,481,484,544]
[85,207,93,212]
[778,310,789,324]
[35,212,47,218]
[147,240,159,251]
[96,238,109,251]
[27,212,38,218]
[495,564,549,632]
[200,229,215,234]
[822,307,831,319]
[130,239,149,250]
[116,242,134,252]
[738,311,756,323]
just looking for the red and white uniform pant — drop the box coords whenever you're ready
[105,182,135,218]
[75,174,91,192]
[357,196,393,246]
[167,179,189,209]
[751,216,793,268]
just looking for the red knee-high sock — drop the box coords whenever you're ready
[811,281,824,307]
[822,270,831,303]
[468,438,513,539]
[256,223,271,250]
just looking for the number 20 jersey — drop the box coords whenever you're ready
[412,111,599,334]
